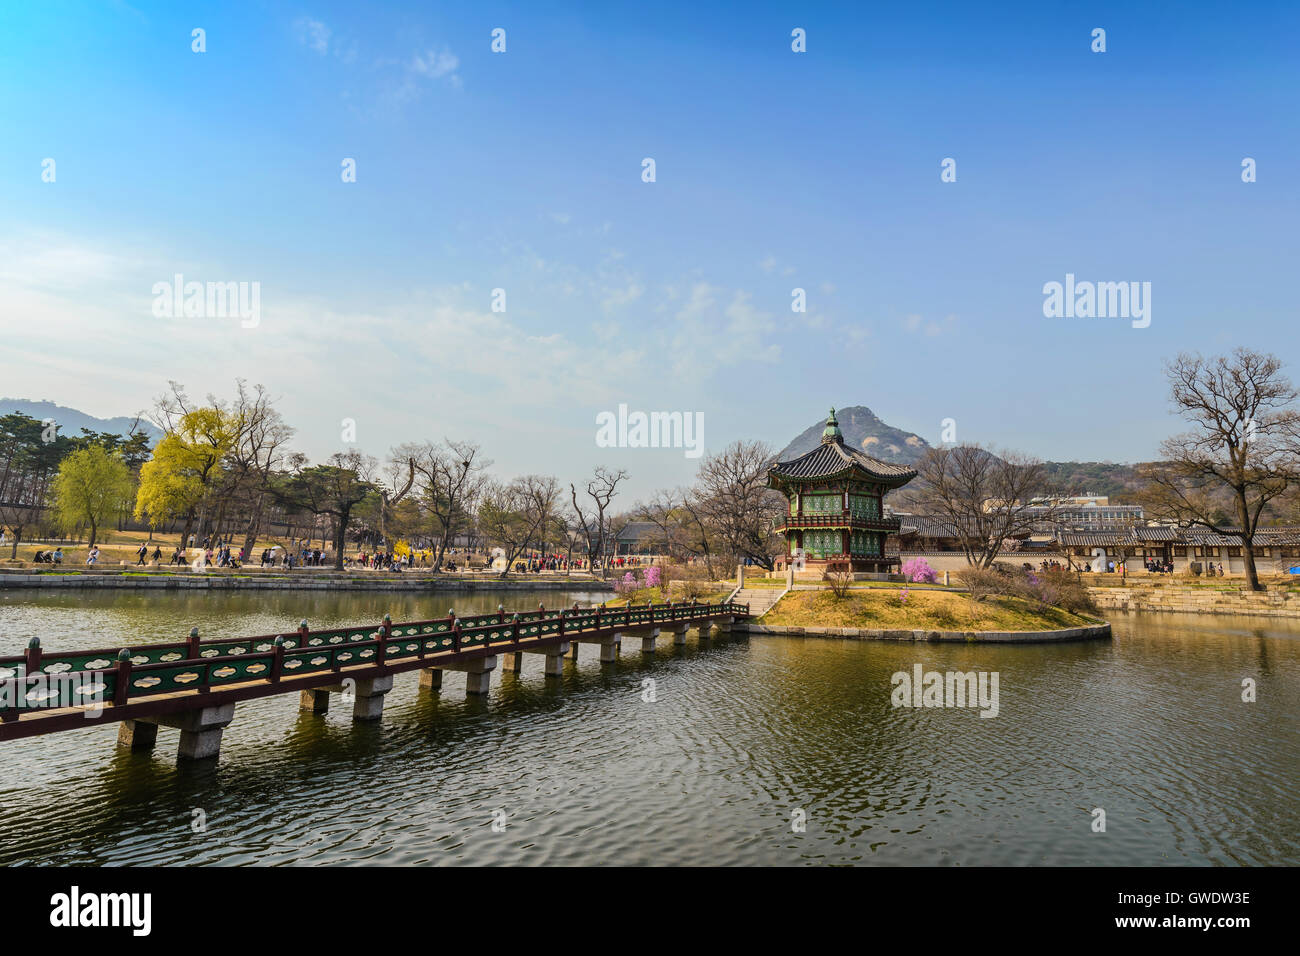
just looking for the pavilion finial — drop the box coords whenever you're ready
[821,407,843,444]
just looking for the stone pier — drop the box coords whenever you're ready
[318,676,394,721]
[116,719,158,752]
[512,641,570,677]
[299,688,331,714]
[670,623,689,646]
[638,628,661,655]
[117,703,237,760]
[506,652,523,673]
[419,668,443,691]
[573,632,622,663]
[438,655,498,695]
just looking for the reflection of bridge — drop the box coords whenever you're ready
[0,601,748,760]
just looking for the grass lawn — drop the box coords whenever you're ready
[763,588,1096,631]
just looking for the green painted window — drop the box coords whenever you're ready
[804,493,841,515]
[804,529,840,558]
[849,494,880,519]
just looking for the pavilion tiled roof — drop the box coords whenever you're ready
[1058,531,1134,548]
[1132,526,1179,541]
[768,440,917,486]
[898,516,960,538]
[1056,525,1300,549]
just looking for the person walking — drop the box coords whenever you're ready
[136,543,148,565]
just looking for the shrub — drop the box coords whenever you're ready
[614,571,638,596]
[900,557,938,584]
[956,565,1008,603]
[645,565,662,588]
[823,561,853,599]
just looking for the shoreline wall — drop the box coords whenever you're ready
[0,569,616,594]
[1087,584,1300,618]
[738,621,1111,643]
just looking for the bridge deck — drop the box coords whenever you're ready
[0,601,748,742]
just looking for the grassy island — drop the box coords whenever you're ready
[763,587,1098,632]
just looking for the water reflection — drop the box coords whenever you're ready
[0,593,1296,866]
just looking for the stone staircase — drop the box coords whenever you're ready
[731,586,787,619]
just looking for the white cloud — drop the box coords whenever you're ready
[411,49,459,81]
[294,17,331,54]
[903,312,959,337]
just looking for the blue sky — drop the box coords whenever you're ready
[1,0,1297,498]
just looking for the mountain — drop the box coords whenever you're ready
[0,398,162,444]
[775,406,1145,503]
[775,405,931,464]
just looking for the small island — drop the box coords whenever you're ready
[735,410,1110,643]
[763,586,1097,633]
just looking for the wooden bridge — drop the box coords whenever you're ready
[0,600,748,760]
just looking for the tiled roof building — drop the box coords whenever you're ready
[768,409,916,574]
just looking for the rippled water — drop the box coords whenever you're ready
[1,590,1297,866]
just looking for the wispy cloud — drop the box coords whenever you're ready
[903,313,959,338]
[410,48,459,82]
[293,17,331,55]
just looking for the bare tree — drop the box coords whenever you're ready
[225,381,294,557]
[273,450,377,569]
[913,444,1054,568]
[1139,349,1300,591]
[478,474,562,577]
[693,440,783,570]
[569,466,629,579]
[405,440,492,570]
[371,452,417,547]
[635,487,717,578]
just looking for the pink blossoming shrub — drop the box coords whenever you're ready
[645,565,662,588]
[901,557,938,584]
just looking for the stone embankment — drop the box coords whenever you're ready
[737,621,1111,643]
[0,568,615,593]
[1088,584,1300,618]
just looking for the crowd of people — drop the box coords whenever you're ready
[7,527,666,578]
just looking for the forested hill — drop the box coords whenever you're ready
[1038,461,1145,500]
[0,399,161,444]
[776,407,1145,503]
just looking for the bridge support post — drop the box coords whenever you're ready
[670,624,689,646]
[349,676,394,720]
[639,628,661,655]
[419,668,443,691]
[537,641,570,677]
[318,676,394,721]
[116,719,158,752]
[163,703,237,761]
[568,642,579,660]
[438,656,497,696]
[463,657,495,695]
[299,688,330,715]
[600,634,622,663]
[507,652,523,673]
[716,615,735,636]
[697,620,713,640]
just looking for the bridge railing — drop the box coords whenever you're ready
[0,601,749,714]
